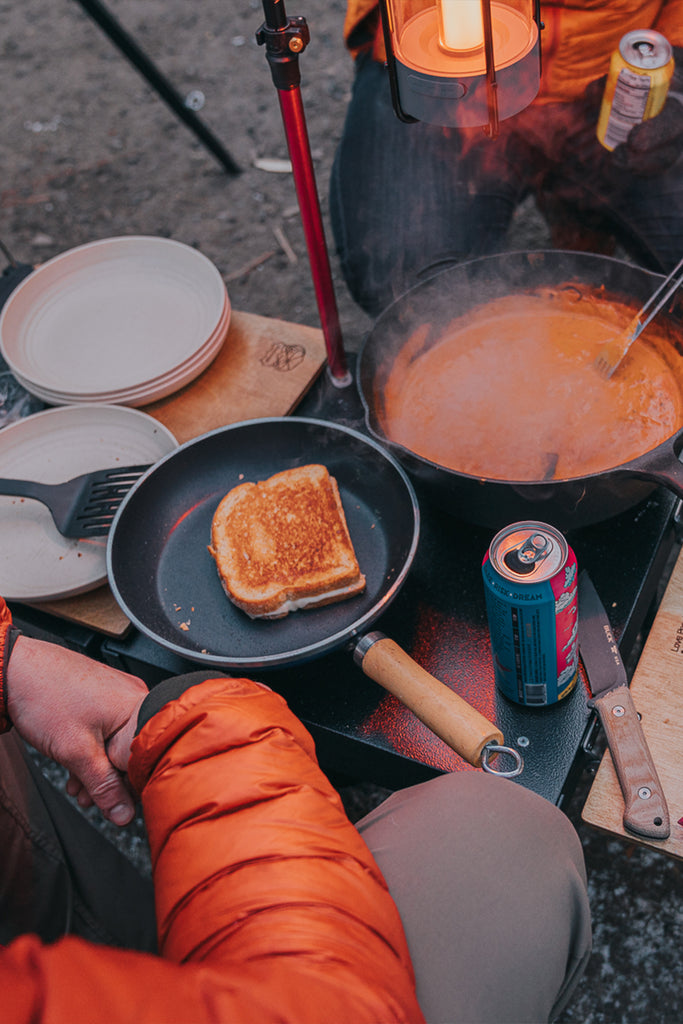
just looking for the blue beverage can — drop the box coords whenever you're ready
[482,521,579,706]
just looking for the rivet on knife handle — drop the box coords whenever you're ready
[592,684,670,840]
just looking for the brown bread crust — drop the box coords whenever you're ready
[208,464,366,618]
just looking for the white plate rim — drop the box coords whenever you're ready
[9,314,229,407]
[0,236,228,395]
[0,404,177,601]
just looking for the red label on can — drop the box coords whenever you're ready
[549,553,579,701]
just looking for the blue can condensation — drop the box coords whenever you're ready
[482,521,579,706]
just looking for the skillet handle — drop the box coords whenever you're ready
[625,442,683,499]
[355,632,504,767]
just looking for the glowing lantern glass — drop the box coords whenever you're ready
[378,0,542,134]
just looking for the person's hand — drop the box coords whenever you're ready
[613,48,683,176]
[6,635,148,825]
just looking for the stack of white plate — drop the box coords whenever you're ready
[0,236,230,407]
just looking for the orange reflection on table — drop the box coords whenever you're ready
[357,601,497,771]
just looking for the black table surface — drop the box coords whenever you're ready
[3,264,679,805]
[87,366,680,806]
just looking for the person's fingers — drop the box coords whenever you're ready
[105,714,140,774]
[73,755,136,826]
[65,772,81,798]
[66,772,95,810]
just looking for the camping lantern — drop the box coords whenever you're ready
[378,0,542,134]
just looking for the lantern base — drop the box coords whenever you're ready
[394,40,540,127]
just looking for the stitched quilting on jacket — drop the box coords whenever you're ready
[0,608,424,1024]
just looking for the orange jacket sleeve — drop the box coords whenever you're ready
[0,597,15,732]
[654,0,683,48]
[2,676,425,1024]
[538,1,683,103]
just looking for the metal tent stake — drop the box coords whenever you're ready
[257,0,351,386]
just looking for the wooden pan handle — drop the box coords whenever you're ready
[355,633,504,767]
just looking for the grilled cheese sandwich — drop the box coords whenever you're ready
[208,464,366,619]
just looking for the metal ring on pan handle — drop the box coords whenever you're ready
[481,742,524,778]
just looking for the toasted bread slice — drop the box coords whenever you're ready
[208,464,366,619]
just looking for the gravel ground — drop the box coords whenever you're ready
[4,2,683,1021]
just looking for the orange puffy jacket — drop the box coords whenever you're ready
[344,0,683,104]
[0,598,14,731]
[0,599,424,1023]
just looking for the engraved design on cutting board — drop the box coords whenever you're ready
[260,342,306,372]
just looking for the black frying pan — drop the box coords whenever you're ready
[107,417,511,770]
[107,416,418,667]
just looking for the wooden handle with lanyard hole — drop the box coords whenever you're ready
[354,632,523,776]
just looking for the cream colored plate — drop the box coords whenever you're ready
[9,313,229,408]
[0,236,227,396]
[0,405,177,600]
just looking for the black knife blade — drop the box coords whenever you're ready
[578,571,669,840]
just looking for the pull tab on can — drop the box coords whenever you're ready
[503,531,551,575]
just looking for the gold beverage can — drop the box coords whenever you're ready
[597,29,674,151]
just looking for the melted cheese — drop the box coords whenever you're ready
[251,580,364,620]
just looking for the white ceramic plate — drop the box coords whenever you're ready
[0,405,177,601]
[9,312,230,408]
[0,236,228,397]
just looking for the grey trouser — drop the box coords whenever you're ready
[359,771,592,1023]
[0,731,590,1022]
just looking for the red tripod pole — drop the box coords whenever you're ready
[257,2,350,386]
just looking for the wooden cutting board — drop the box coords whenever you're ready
[582,545,683,859]
[27,311,328,635]
[142,309,327,444]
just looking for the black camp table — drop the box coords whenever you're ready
[2,247,678,806]
[47,365,678,807]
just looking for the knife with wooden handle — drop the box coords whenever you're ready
[578,571,670,840]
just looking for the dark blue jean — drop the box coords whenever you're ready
[330,55,683,317]
[0,730,156,949]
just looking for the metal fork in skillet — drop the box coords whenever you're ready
[0,464,150,537]
[593,254,683,379]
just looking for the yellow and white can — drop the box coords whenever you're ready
[597,30,674,151]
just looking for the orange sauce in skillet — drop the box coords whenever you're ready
[381,290,682,481]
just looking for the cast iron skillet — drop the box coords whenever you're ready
[357,250,683,530]
[107,417,512,772]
